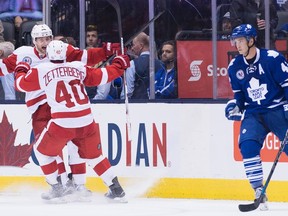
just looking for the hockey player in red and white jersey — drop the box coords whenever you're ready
[14,40,130,202]
[0,24,122,197]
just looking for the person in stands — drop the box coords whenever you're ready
[0,41,16,100]
[153,40,177,99]
[121,32,162,99]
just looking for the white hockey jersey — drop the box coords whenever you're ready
[15,61,124,128]
[0,45,107,114]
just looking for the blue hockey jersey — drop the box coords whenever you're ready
[228,48,288,114]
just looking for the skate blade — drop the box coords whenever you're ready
[106,196,128,203]
[61,192,92,203]
[42,197,67,204]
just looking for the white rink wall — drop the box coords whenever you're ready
[1,103,288,201]
[0,102,287,180]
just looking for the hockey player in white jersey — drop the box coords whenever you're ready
[0,24,122,198]
[225,24,288,210]
[14,40,130,202]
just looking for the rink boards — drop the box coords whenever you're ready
[0,103,288,202]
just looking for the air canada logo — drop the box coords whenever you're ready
[188,60,203,81]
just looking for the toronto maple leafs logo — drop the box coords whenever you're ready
[247,77,268,105]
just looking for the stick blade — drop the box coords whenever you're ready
[238,203,258,212]
[238,198,261,212]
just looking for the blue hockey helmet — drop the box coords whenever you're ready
[230,24,257,45]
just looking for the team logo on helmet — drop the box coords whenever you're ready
[46,40,67,61]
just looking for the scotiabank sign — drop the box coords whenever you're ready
[233,121,288,162]
[177,40,287,99]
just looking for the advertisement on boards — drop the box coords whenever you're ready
[177,40,288,99]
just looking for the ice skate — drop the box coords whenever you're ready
[254,187,268,211]
[67,173,92,201]
[41,182,73,203]
[72,184,93,202]
[105,177,127,203]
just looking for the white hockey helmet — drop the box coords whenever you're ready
[31,24,53,41]
[46,40,68,61]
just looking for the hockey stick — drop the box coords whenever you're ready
[121,36,132,141]
[238,129,288,212]
[107,0,132,141]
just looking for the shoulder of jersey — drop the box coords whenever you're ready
[14,46,34,55]
[68,61,86,67]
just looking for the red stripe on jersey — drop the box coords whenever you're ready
[41,160,58,175]
[70,163,86,174]
[57,162,66,175]
[93,157,111,176]
[26,94,47,106]
[51,108,92,119]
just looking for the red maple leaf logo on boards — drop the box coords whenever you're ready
[0,111,33,167]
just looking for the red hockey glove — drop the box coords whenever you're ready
[103,42,127,57]
[112,55,130,70]
[15,62,30,74]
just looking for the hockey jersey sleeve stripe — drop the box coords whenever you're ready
[81,49,88,64]
[15,75,26,92]
[99,68,108,85]
[26,94,47,107]
[51,108,92,119]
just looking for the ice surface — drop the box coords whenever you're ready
[0,187,287,216]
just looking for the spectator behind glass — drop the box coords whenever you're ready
[86,25,99,50]
[14,16,28,48]
[85,24,111,100]
[0,41,16,100]
[153,40,177,99]
[229,0,278,49]
[218,12,232,40]
[0,0,43,21]
[0,20,4,42]
[120,32,162,99]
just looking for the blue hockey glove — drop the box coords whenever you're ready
[225,99,242,121]
[284,104,288,120]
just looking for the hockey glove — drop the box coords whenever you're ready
[112,55,130,70]
[284,104,288,120]
[225,99,242,121]
[15,62,30,74]
[103,42,127,57]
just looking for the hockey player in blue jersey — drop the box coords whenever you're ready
[225,24,288,211]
